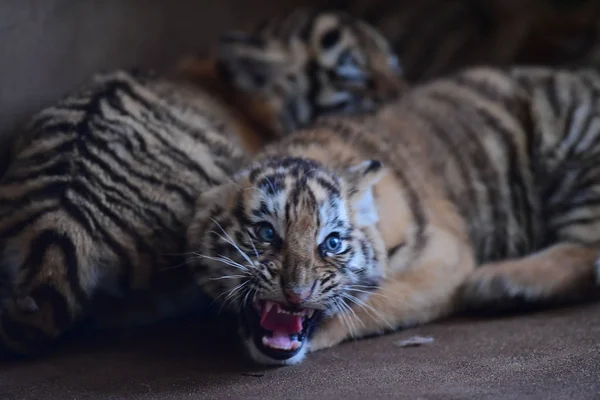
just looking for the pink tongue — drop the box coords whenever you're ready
[260,304,303,334]
[262,332,297,350]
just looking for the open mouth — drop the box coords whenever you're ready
[244,300,320,360]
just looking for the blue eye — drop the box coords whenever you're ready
[256,222,276,243]
[323,233,343,254]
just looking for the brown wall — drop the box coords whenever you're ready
[0,0,319,170]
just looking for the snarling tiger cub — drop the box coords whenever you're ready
[0,9,402,357]
[187,65,600,365]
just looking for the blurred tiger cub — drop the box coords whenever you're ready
[187,65,600,365]
[345,0,600,82]
[0,9,402,356]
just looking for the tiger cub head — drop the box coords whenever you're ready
[216,9,404,136]
[187,157,387,365]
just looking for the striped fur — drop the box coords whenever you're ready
[187,66,600,365]
[341,0,600,82]
[0,10,402,357]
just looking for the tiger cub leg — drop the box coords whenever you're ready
[460,243,600,310]
[310,232,476,352]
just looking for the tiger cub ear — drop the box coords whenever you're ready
[188,179,242,247]
[194,168,250,210]
[346,160,386,227]
[216,31,286,92]
[195,182,236,209]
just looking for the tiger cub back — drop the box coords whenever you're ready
[0,9,403,357]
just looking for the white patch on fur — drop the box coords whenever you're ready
[313,14,345,68]
[318,198,349,244]
[246,185,287,238]
[354,187,379,227]
[347,160,384,227]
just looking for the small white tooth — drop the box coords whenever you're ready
[262,336,269,346]
[265,301,274,314]
[307,309,315,318]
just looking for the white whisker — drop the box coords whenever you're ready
[347,284,380,290]
[223,282,251,311]
[161,250,204,257]
[242,288,254,311]
[262,176,277,196]
[209,274,247,281]
[334,298,358,337]
[208,229,251,264]
[337,297,365,330]
[194,253,249,272]
[210,218,254,266]
[347,287,394,301]
[244,185,269,198]
[341,293,393,330]
[160,252,248,272]
[217,280,250,313]
[245,231,260,259]
[336,300,358,336]
[158,259,193,272]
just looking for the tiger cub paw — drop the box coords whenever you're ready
[460,267,545,310]
[308,317,351,353]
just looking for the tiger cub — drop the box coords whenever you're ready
[0,9,402,357]
[187,66,600,365]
